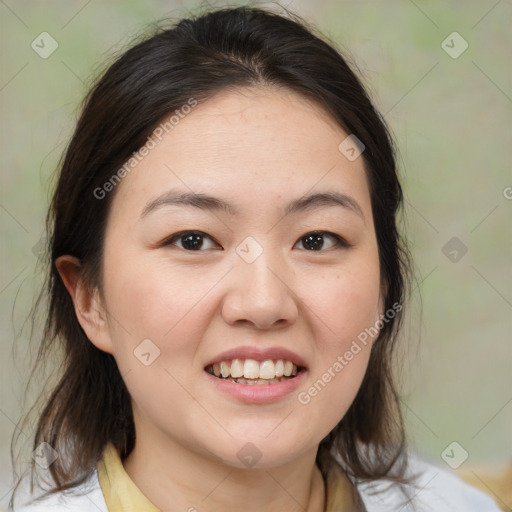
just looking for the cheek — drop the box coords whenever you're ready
[294,261,380,435]
[102,256,217,347]
[315,263,381,351]
[100,260,223,437]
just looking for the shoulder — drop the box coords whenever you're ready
[12,469,107,512]
[356,453,503,512]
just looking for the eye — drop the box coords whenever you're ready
[294,231,350,251]
[160,230,350,252]
[161,231,221,251]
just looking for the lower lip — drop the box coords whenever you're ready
[204,369,307,404]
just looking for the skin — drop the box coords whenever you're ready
[57,86,384,512]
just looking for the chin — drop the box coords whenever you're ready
[202,433,315,471]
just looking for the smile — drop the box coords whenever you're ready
[205,358,302,385]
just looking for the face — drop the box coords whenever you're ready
[89,87,383,469]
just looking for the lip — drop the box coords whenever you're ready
[205,346,308,368]
[204,346,308,405]
[204,367,307,404]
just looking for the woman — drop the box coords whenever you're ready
[11,5,502,511]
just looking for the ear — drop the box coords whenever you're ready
[55,255,114,354]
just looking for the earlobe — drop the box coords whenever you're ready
[55,255,114,354]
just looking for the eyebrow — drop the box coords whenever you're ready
[140,189,365,221]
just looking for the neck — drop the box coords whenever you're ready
[122,427,326,512]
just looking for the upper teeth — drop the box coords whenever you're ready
[209,359,298,379]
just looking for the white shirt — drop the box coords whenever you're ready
[12,453,502,511]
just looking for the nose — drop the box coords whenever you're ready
[221,246,299,330]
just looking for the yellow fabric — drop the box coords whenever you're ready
[97,442,356,511]
[97,443,159,512]
[325,462,359,511]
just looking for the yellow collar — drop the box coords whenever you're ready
[97,444,158,511]
[97,443,355,511]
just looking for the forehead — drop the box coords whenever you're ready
[108,86,371,222]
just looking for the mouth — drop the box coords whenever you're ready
[205,358,305,385]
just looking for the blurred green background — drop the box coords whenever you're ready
[1,0,511,508]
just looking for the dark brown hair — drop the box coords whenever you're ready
[12,4,417,508]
